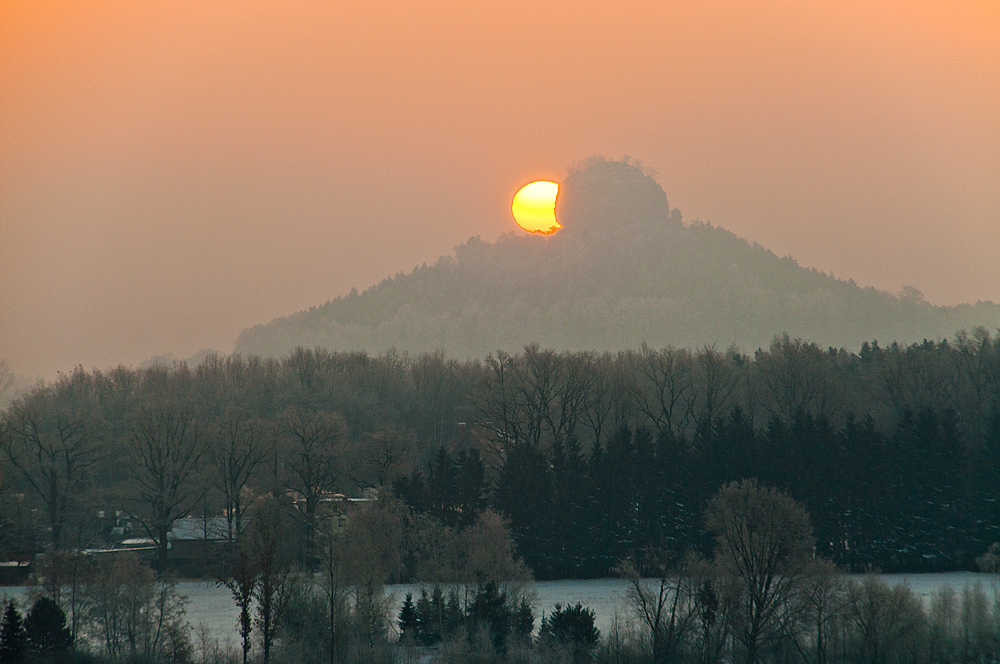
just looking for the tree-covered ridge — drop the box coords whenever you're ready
[234,160,1000,360]
[3,331,1000,578]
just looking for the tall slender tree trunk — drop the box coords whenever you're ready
[49,481,62,549]
[262,602,272,664]
[158,527,169,572]
[329,590,336,664]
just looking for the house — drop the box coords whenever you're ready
[164,516,233,576]
[0,560,32,585]
[310,489,379,539]
[169,516,231,545]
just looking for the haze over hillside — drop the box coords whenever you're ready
[235,159,1000,359]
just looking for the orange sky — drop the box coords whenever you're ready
[2,0,999,377]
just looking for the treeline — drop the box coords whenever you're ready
[2,330,1000,577]
[6,481,1000,664]
[465,332,1000,575]
[392,481,1000,664]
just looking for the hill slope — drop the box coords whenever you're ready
[235,159,1000,358]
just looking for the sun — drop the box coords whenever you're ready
[512,181,561,235]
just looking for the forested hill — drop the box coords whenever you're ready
[234,159,1000,358]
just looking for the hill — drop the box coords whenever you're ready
[234,158,1000,358]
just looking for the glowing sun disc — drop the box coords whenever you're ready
[512,180,561,235]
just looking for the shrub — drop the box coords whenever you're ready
[81,553,191,663]
[845,575,926,664]
[976,543,1000,573]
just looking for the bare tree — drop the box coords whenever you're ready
[845,575,924,664]
[617,553,701,664]
[632,345,695,439]
[210,410,271,541]
[513,345,555,446]
[247,497,297,664]
[283,407,346,564]
[475,350,530,453]
[0,359,19,411]
[2,395,99,549]
[350,426,414,491]
[316,513,351,664]
[688,562,735,664]
[411,350,457,446]
[580,353,617,448]
[688,345,740,430]
[31,549,94,644]
[82,553,190,663]
[556,351,598,441]
[475,346,593,453]
[797,559,847,664]
[705,480,815,664]
[125,405,206,571]
[339,496,405,653]
[460,509,532,591]
[754,335,835,423]
[221,536,258,664]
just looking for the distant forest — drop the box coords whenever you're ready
[3,330,999,579]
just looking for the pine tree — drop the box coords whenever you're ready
[398,593,418,643]
[444,588,463,636]
[429,585,446,642]
[24,597,72,653]
[538,603,599,648]
[513,598,534,639]
[416,590,435,645]
[0,601,26,663]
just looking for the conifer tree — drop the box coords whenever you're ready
[538,602,599,658]
[398,593,417,643]
[0,601,27,663]
[24,597,72,653]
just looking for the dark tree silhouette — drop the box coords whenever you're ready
[24,597,72,653]
[0,601,26,663]
[706,480,814,664]
[126,405,206,571]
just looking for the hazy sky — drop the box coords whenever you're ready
[2,0,999,377]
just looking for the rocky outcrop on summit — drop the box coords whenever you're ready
[556,157,681,236]
[234,158,1000,359]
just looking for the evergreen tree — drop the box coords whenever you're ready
[398,593,418,643]
[494,442,553,576]
[513,598,534,640]
[589,425,637,572]
[538,603,599,649]
[443,588,463,636]
[453,448,489,526]
[429,585,446,641]
[415,590,437,645]
[550,436,591,576]
[0,601,26,663]
[24,597,72,653]
[393,468,427,514]
[428,447,460,526]
[466,581,513,653]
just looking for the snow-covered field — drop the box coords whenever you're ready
[3,573,998,648]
